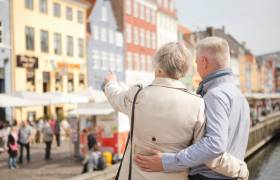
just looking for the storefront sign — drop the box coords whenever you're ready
[57,62,80,70]
[16,55,39,69]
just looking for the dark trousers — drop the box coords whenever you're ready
[189,174,237,180]
[19,143,30,163]
[55,134,60,147]
[45,141,52,160]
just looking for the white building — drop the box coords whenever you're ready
[156,0,178,48]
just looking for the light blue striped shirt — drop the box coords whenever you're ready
[162,74,250,179]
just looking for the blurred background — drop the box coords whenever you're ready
[0,0,279,179]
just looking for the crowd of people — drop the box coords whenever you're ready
[0,116,70,170]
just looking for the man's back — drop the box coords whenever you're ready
[190,75,250,178]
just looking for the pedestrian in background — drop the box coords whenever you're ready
[42,119,53,160]
[87,128,97,150]
[18,121,32,164]
[80,128,88,159]
[7,126,18,169]
[54,119,61,147]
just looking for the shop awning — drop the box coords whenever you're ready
[69,102,114,116]
[0,94,31,107]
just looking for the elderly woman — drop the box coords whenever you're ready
[104,42,247,180]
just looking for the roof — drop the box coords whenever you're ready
[178,24,191,35]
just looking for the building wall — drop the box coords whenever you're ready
[112,0,156,86]
[156,0,178,48]
[87,0,124,90]
[11,0,88,122]
[0,0,12,121]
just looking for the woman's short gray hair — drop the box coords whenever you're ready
[153,42,192,79]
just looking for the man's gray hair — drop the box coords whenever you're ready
[153,42,192,79]
[196,37,230,68]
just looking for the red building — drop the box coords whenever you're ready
[112,0,157,86]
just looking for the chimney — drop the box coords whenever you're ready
[206,27,214,36]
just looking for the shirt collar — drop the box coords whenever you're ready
[203,70,233,92]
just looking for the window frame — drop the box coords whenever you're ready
[40,30,49,53]
[25,26,35,51]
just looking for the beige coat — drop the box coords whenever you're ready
[105,78,248,180]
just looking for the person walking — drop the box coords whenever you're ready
[54,119,61,147]
[18,121,32,164]
[7,126,18,169]
[42,119,53,160]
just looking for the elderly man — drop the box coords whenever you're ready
[135,37,250,180]
[104,42,248,180]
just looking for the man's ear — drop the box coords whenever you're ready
[202,56,208,69]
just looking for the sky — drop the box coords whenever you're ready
[175,0,280,55]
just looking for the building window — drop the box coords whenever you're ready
[133,2,138,18]
[146,31,150,48]
[134,53,139,70]
[26,69,35,91]
[101,6,107,22]
[134,26,139,45]
[116,32,123,47]
[78,38,84,58]
[67,73,74,92]
[0,20,3,44]
[66,7,73,21]
[152,32,156,49]
[93,25,99,40]
[126,0,131,14]
[109,30,114,44]
[140,55,145,71]
[77,10,83,24]
[55,72,63,91]
[109,53,115,70]
[39,0,48,14]
[126,24,132,43]
[140,28,145,47]
[53,3,61,17]
[54,33,62,55]
[146,7,150,22]
[79,74,85,89]
[25,0,33,10]
[101,51,108,70]
[92,50,100,69]
[40,30,49,53]
[140,5,144,20]
[127,52,132,70]
[25,26,35,50]
[101,27,107,42]
[117,55,123,71]
[66,35,74,57]
[151,9,155,24]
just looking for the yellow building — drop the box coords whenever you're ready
[239,53,261,93]
[10,0,89,122]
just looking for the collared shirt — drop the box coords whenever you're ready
[162,74,250,179]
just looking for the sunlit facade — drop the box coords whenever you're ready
[10,0,89,122]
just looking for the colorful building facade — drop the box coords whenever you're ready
[156,0,178,48]
[10,0,89,122]
[0,0,12,120]
[112,0,157,86]
[87,0,124,90]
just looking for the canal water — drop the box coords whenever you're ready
[247,136,280,180]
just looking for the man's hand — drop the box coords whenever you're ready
[134,148,164,172]
[104,72,117,85]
